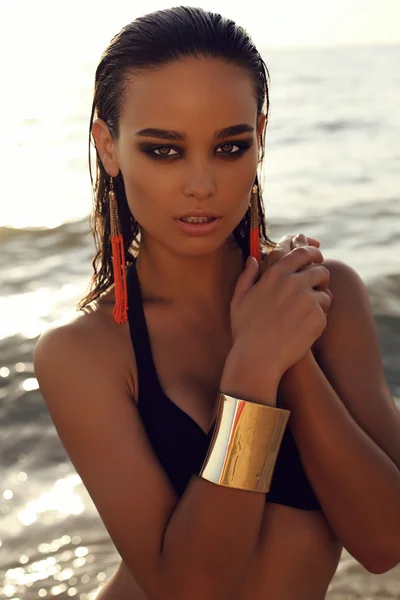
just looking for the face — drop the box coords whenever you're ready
[93,57,266,258]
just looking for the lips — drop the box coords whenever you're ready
[179,216,216,223]
[175,216,222,236]
[177,210,221,219]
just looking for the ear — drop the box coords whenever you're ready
[91,118,120,177]
[256,112,267,161]
[257,112,267,135]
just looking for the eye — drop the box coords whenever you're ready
[216,140,253,157]
[216,143,241,155]
[140,139,253,160]
[151,146,179,158]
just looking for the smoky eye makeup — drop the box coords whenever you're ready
[136,137,254,160]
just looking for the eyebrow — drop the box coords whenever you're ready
[135,123,255,141]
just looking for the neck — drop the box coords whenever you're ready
[135,236,245,322]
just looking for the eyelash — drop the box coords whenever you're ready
[141,141,253,160]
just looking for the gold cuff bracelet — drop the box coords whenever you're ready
[199,393,291,493]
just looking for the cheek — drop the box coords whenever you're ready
[119,161,170,223]
[218,147,258,194]
[223,161,256,211]
[125,188,165,229]
[226,151,258,207]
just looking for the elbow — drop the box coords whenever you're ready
[363,555,399,575]
[344,521,400,575]
[361,544,400,575]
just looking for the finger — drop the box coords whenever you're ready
[269,234,308,268]
[292,233,320,248]
[311,289,332,314]
[278,234,295,246]
[297,263,333,300]
[295,264,331,290]
[292,260,333,313]
[273,245,324,274]
[262,243,288,270]
[232,256,259,306]
[306,237,321,247]
[292,233,307,247]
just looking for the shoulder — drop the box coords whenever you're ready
[322,258,368,304]
[35,292,114,358]
[34,295,137,401]
[315,257,374,354]
[323,257,361,279]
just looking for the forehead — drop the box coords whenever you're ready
[119,57,257,134]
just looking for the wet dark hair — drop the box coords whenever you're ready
[77,5,278,311]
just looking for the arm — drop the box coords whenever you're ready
[278,259,400,574]
[33,322,277,600]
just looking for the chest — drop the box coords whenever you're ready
[135,303,233,434]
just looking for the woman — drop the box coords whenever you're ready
[33,6,400,599]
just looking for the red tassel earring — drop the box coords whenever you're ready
[109,176,128,324]
[249,183,261,263]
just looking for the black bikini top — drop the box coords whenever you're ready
[126,258,321,510]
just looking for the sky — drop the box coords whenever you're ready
[1,0,399,121]
[1,0,400,69]
[1,0,399,111]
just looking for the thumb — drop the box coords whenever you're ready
[232,256,259,306]
[293,233,308,246]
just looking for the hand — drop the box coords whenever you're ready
[261,233,321,273]
[262,234,333,310]
[221,245,332,404]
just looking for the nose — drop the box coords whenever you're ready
[183,159,216,200]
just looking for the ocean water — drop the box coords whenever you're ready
[1,44,399,599]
